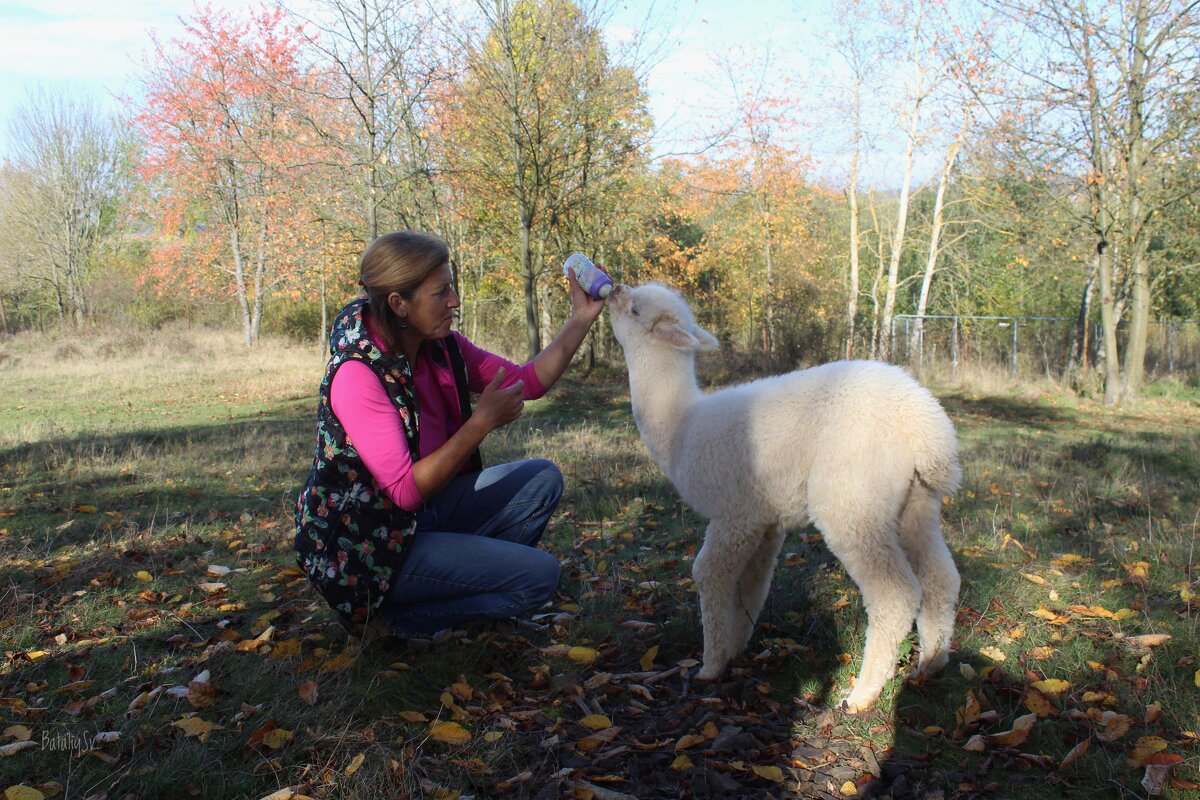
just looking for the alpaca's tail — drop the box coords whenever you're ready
[913,407,962,496]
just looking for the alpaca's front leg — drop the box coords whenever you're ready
[692,522,743,681]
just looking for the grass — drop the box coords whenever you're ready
[1,325,1198,799]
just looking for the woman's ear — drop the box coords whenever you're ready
[387,291,408,320]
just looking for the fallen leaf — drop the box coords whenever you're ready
[172,716,218,742]
[639,645,659,672]
[1127,736,1169,767]
[298,680,318,707]
[568,646,600,664]
[675,734,706,750]
[839,780,858,795]
[979,646,1006,663]
[1059,738,1090,770]
[134,570,154,582]
[260,728,293,749]
[0,741,39,757]
[1096,711,1134,742]
[2,725,32,742]
[670,754,694,771]
[1023,688,1054,717]
[988,713,1037,746]
[345,752,365,776]
[398,711,426,723]
[1020,572,1046,586]
[1032,678,1070,697]
[751,765,784,782]
[579,714,613,731]
[1125,634,1171,648]
[429,722,471,745]
[4,787,45,800]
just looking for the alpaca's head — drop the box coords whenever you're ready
[609,282,719,357]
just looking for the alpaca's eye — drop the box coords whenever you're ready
[631,304,640,316]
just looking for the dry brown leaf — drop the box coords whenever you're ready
[1059,738,1090,770]
[1125,634,1171,648]
[988,713,1037,746]
[750,765,784,783]
[674,734,706,750]
[1023,688,1054,718]
[298,680,318,707]
[1096,711,1133,742]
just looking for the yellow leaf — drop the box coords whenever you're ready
[261,728,293,749]
[1127,736,1169,767]
[568,646,600,664]
[345,752,365,776]
[639,645,659,672]
[483,731,503,743]
[840,780,858,795]
[134,571,153,582]
[579,714,612,731]
[979,646,1006,663]
[4,787,45,800]
[75,505,98,514]
[1023,688,1054,718]
[1032,679,1070,697]
[429,722,471,745]
[2,725,32,742]
[1020,572,1046,586]
[675,734,706,750]
[398,711,427,723]
[670,754,694,771]
[172,716,218,741]
[751,765,785,782]
[1194,668,1200,688]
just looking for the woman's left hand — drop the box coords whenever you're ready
[565,268,608,324]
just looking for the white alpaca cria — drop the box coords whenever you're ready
[608,283,961,712]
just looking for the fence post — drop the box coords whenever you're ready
[1011,319,1018,379]
[952,317,959,374]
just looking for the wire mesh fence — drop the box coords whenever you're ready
[889,314,1200,382]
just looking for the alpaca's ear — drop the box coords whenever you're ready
[693,325,719,352]
[652,317,702,350]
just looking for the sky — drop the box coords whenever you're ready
[0,0,907,185]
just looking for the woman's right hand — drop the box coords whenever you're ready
[474,367,524,431]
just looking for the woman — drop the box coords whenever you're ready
[294,230,606,636]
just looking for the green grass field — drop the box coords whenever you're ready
[1,327,1198,799]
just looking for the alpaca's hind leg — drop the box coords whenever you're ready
[693,520,752,681]
[899,486,961,676]
[731,524,786,652]
[834,535,922,712]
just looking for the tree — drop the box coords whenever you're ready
[1,88,125,328]
[133,5,326,347]
[441,0,651,358]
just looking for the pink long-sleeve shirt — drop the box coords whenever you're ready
[330,315,546,512]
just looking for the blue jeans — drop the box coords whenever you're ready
[381,458,563,635]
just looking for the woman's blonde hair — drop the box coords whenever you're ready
[360,230,450,353]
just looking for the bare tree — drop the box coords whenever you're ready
[3,87,124,328]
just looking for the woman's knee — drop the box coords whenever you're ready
[518,549,561,604]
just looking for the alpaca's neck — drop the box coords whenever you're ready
[626,350,701,473]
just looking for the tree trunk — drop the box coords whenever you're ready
[880,104,919,361]
[521,216,539,359]
[1069,255,1097,379]
[1120,0,1151,401]
[914,134,960,369]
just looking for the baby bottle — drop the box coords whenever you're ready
[563,253,613,300]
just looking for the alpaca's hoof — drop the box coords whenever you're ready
[838,689,878,714]
[695,663,723,681]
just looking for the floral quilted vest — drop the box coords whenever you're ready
[293,297,477,627]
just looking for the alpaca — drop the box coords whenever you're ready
[607,283,961,712]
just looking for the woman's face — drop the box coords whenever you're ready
[392,262,459,340]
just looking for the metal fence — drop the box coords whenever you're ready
[890,314,1200,381]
